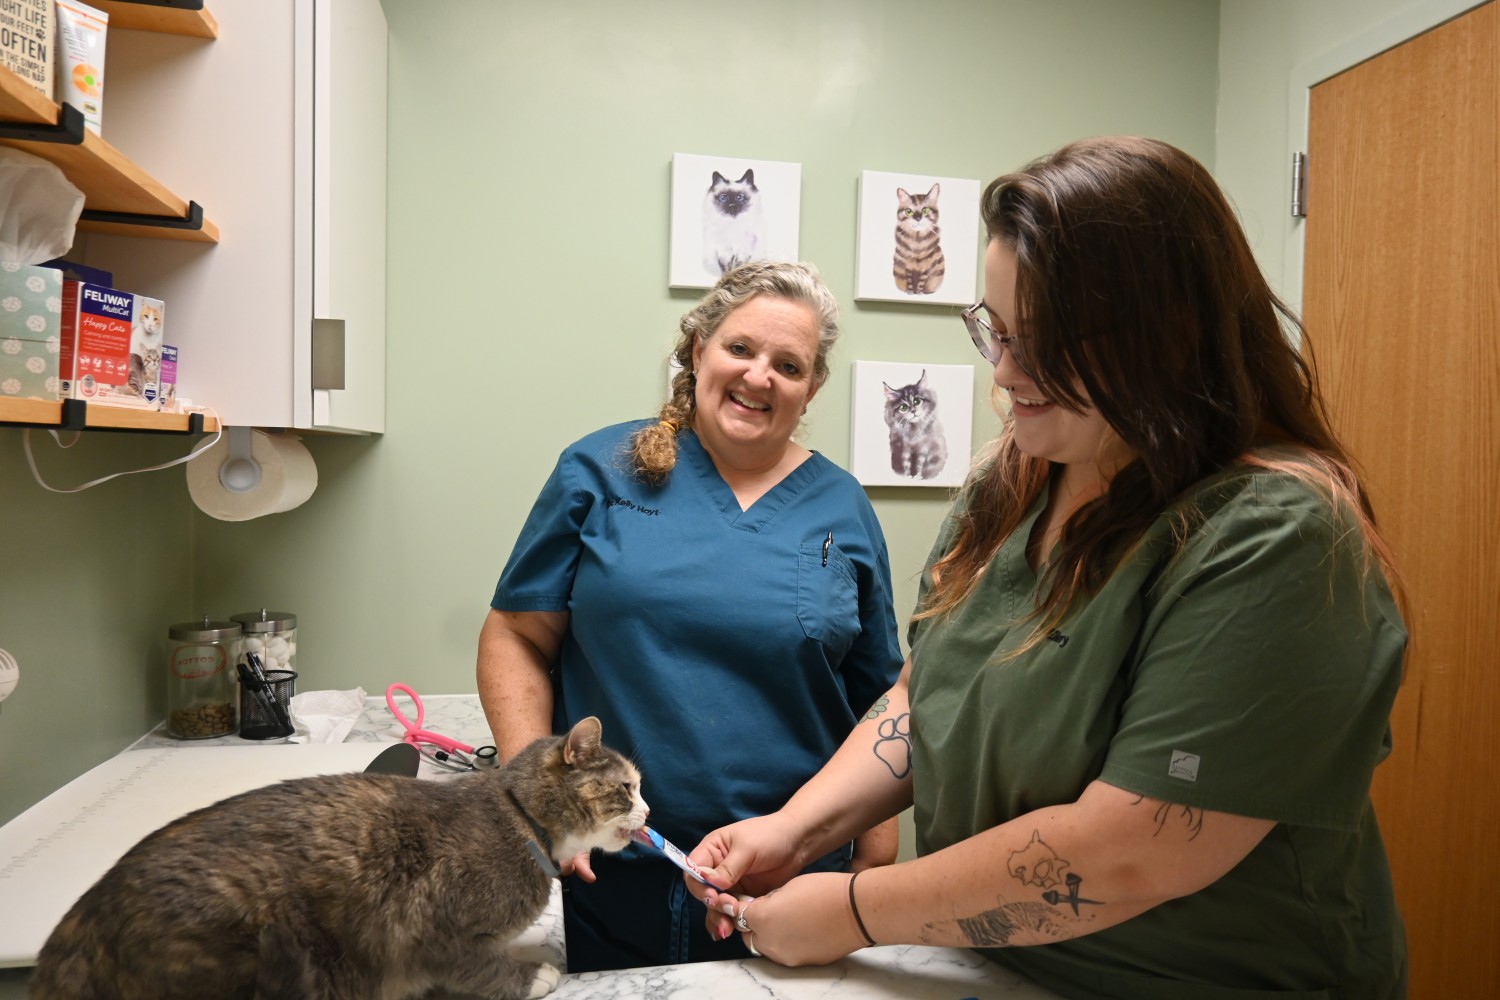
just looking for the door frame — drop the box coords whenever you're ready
[1282,0,1488,307]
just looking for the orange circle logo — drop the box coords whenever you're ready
[72,64,102,98]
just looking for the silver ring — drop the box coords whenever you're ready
[747,939,761,957]
[735,908,751,933]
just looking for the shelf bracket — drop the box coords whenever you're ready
[111,1,206,9]
[79,200,206,233]
[0,103,86,145]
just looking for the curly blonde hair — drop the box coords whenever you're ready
[630,260,840,482]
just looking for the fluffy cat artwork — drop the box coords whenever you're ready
[30,718,648,1000]
[883,369,948,480]
[669,153,802,288]
[891,184,945,295]
[850,361,973,487]
[701,169,766,276]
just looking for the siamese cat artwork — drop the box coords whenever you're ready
[892,183,945,295]
[884,370,948,480]
[702,169,766,276]
[31,718,648,1000]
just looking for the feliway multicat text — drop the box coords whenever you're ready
[59,280,168,409]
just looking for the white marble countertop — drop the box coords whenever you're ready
[0,694,1064,1000]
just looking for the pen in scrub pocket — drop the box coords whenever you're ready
[822,531,833,566]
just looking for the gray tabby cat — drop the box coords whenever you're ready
[701,169,766,275]
[125,346,160,397]
[31,717,647,1000]
[884,370,947,479]
[892,183,945,295]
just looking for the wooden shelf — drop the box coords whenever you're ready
[0,398,219,433]
[92,1,218,39]
[0,66,219,243]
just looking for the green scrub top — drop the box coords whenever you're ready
[908,461,1407,1000]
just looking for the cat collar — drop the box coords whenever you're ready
[504,788,560,878]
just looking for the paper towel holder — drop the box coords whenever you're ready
[218,426,262,494]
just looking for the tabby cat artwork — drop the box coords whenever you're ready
[702,168,766,276]
[892,183,945,295]
[31,717,648,1000]
[884,369,948,480]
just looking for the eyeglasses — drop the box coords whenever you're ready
[961,301,1036,376]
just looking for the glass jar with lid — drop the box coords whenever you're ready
[230,609,297,675]
[166,617,241,739]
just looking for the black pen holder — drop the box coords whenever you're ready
[238,668,297,741]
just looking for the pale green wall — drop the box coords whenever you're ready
[25,0,1474,831]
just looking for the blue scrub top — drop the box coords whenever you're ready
[493,420,904,851]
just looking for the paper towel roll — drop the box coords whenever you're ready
[187,429,318,521]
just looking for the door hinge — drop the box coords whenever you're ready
[1291,152,1308,218]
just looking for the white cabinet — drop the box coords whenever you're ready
[83,0,387,433]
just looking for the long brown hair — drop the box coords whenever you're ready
[918,136,1401,632]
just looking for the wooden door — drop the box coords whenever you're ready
[1303,4,1500,996]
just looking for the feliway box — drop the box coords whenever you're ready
[0,262,63,400]
[59,280,168,409]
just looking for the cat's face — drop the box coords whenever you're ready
[884,375,935,426]
[896,184,941,229]
[707,169,758,218]
[138,304,162,335]
[546,718,650,860]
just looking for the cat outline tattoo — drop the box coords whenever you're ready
[31,717,648,1000]
[702,169,766,276]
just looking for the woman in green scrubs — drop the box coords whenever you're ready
[691,137,1408,1000]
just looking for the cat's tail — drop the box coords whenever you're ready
[253,923,320,1000]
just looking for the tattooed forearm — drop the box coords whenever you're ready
[863,695,890,720]
[871,712,911,779]
[957,902,1063,946]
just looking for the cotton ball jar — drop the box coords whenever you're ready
[229,609,298,673]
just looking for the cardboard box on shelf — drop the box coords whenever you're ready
[0,263,63,401]
[0,0,53,98]
[59,280,169,409]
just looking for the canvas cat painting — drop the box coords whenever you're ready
[884,370,948,480]
[892,183,945,295]
[702,169,766,276]
[31,717,647,1000]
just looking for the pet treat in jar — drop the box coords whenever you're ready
[166,617,241,739]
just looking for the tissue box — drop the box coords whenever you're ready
[59,279,168,409]
[0,263,63,401]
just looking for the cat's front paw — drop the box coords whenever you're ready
[524,962,561,999]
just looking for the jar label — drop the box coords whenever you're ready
[170,644,228,680]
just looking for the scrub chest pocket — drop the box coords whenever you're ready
[796,542,861,657]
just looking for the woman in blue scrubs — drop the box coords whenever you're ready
[477,260,904,972]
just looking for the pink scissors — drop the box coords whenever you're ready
[385,683,496,770]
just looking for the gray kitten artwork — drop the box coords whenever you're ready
[31,718,648,1000]
[892,183,945,295]
[884,370,948,479]
[702,169,766,275]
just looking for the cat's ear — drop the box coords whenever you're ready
[738,169,756,187]
[711,171,728,186]
[917,369,928,387]
[564,716,603,764]
[896,188,911,206]
[926,183,940,199]
[882,381,898,399]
